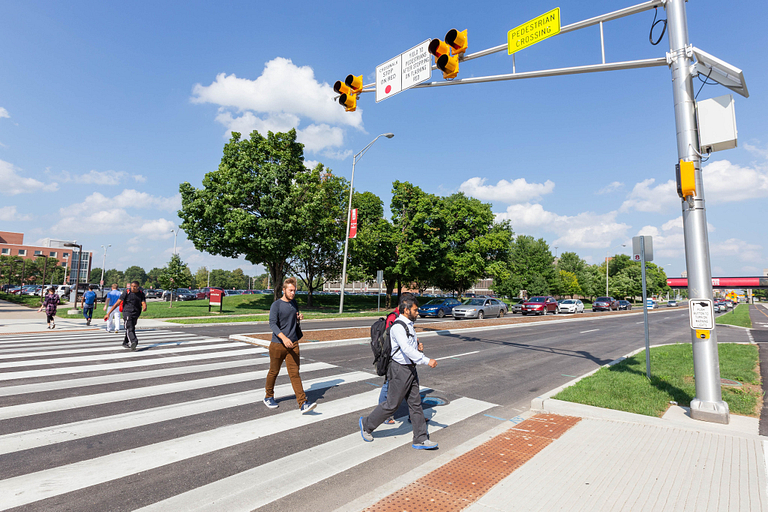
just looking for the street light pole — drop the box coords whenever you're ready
[100,244,111,287]
[339,133,394,314]
[170,229,179,255]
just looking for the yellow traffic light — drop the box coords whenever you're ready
[333,80,351,96]
[436,53,459,79]
[445,29,468,55]
[338,91,357,112]
[676,160,696,198]
[334,74,362,112]
[345,74,363,94]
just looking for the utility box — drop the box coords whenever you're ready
[696,94,737,153]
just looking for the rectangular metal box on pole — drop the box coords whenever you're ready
[632,235,653,262]
[696,94,737,153]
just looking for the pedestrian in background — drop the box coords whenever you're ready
[38,287,60,329]
[103,283,122,333]
[105,281,146,350]
[263,277,316,414]
[81,285,97,326]
[360,295,439,450]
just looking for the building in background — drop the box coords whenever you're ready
[0,232,92,285]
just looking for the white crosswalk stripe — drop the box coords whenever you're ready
[0,329,496,511]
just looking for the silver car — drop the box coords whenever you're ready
[452,297,507,320]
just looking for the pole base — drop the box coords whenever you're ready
[689,398,730,424]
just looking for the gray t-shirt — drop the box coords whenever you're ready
[269,298,300,344]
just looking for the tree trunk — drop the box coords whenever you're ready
[385,279,395,309]
[270,262,285,302]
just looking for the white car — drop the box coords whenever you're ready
[558,299,584,314]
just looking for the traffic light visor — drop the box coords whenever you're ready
[445,29,468,54]
[345,74,363,93]
[339,93,357,112]
[437,54,459,75]
[428,39,450,59]
[334,80,351,95]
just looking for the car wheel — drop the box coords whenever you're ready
[553,307,558,315]
[419,315,425,318]
[499,309,505,317]
[478,311,484,320]
[437,309,445,318]
[522,312,527,316]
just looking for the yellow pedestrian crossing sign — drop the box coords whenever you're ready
[726,291,738,302]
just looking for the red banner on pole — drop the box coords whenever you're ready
[349,208,358,239]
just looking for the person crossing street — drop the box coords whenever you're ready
[81,285,97,326]
[105,281,146,350]
[103,284,122,333]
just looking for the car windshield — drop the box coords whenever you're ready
[561,300,575,304]
[527,297,545,303]
[596,297,610,302]
[424,299,444,306]
[463,299,485,305]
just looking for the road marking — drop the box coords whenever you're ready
[580,329,599,334]
[434,350,480,361]
[561,374,576,377]
[133,397,494,512]
[0,371,375,455]
[0,361,335,420]
[0,335,222,359]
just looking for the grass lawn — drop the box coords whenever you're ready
[167,310,388,324]
[716,304,752,328]
[0,291,44,308]
[554,343,761,417]
[59,293,396,320]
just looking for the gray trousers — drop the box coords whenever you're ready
[363,362,428,443]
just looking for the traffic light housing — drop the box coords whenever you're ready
[675,160,696,199]
[429,29,467,80]
[334,74,363,112]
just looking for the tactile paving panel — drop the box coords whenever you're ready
[364,414,580,512]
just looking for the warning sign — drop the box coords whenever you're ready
[376,40,432,102]
[689,299,714,330]
[507,7,561,55]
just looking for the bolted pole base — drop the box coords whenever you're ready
[689,398,730,424]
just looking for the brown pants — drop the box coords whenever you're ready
[265,341,306,406]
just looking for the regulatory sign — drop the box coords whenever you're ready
[376,270,383,284]
[632,235,654,262]
[508,7,561,55]
[376,39,432,103]
[689,299,714,330]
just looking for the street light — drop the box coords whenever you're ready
[606,244,627,296]
[339,133,394,314]
[100,244,111,287]
[170,228,179,255]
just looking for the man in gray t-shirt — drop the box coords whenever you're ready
[263,277,316,414]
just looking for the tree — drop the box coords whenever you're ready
[157,255,191,307]
[104,269,125,287]
[179,129,308,301]
[435,192,512,297]
[288,164,347,307]
[504,235,556,298]
[146,267,163,288]
[557,270,582,297]
[124,266,147,286]
[195,267,209,289]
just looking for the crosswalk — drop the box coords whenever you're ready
[0,328,495,511]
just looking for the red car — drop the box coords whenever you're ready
[198,287,225,300]
[593,296,619,311]
[521,296,559,315]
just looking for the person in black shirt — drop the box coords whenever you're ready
[105,281,147,350]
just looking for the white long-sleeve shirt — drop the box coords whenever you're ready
[390,314,429,365]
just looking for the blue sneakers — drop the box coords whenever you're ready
[359,417,373,442]
[300,401,317,414]
[412,439,438,450]
[263,397,278,409]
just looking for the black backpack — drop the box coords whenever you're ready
[370,314,405,376]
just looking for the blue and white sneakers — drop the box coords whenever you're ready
[359,417,373,442]
[300,401,317,414]
[412,439,438,450]
[263,397,279,409]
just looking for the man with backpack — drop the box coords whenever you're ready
[360,295,438,450]
[80,285,98,326]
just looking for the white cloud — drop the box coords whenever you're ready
[65,189,181,213]
[0,206,32,221]
[0,107,9,119]
[304,159,320,170]
[193,58,363,156]
[743,143,768,159]
[496,203,630,249]
[51,169,147,186]
[135,218,177,240]
[459,177,555,204]
[0,159,58,195]
[710,238,762,263]
[596,181,624,195]
[620,178,678,213]
[702,159,768,202]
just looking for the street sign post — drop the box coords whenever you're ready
[376,270,383,312]
[507,7,561,55]
[634,235,653,379]
[632,235,653,262]
[376,40,432,103]
[209,289,223,314]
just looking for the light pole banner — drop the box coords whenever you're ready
[349,209,358,239]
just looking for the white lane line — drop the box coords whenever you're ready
[135,397,495,512]
[0,347,263,382]
[434,350,480,361]
[0,371,374,455]
[0,335,205,353]
[0,387,381,510]
[0,331,195,346]
[0,339,245,369]
[0,357,264,398]
[0,336,225,360]
[0,332,206,349]
[0,361,334,421]
[580,329,599,334]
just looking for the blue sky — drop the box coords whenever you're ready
[1,0,766,279]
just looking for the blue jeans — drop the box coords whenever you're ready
[378,379,388,404]
[83,306,94,320]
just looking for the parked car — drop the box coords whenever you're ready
[510,298,525,314]
[163,288,196,301]
[558,299,584,314]
[452,297,507,319]
[199,287,226,299]
[667,299,678,307]
[224,289,241,296]
[646,298,658,309]
[593,296,619,311]
[618,300,632,310]
[56,285,71,300]
[144,289,162,299]
[521,296,559,315]
[22,285,42,296]
[418,297,462,318]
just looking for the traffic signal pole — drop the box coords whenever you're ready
[666,0,728,424]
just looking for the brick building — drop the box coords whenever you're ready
[0,231,92,285]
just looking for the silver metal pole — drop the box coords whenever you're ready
[338,154,357,314]
[605,251,609,296]
[640,237,651,379]
[599,21,606,64]
[666,0,728,424]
